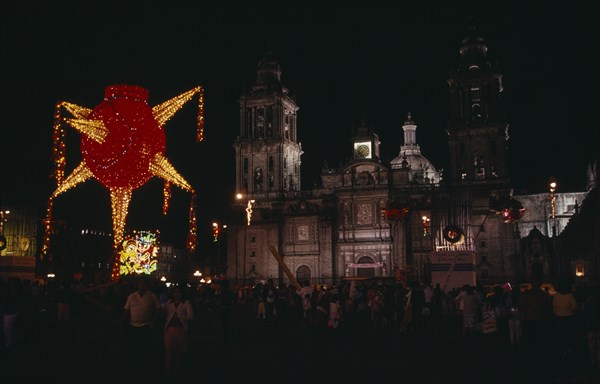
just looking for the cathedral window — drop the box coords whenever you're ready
[245,108,252,138]
[255,107,265,138]
[254,167,264,191]
[474,154,485,180]
[471,103,483,122]
[243,159,249,190]
[268,157,275,190]
[490,165,498,178]
[266,106,273,138]
[470,87,481,102]
[296,265,311,282]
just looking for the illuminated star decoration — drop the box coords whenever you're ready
[41,85,205,281]
[246,199,256,226]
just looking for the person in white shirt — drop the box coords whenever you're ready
[122,277,161,368]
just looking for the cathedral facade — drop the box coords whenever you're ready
[224,25,594,290]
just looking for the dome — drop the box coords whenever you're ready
[390,113,440,184]
[391,153,440,184]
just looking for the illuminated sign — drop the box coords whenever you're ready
[119,230,159,276]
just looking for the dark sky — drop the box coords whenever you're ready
[1,0,598,250]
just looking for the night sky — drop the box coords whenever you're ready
[1,0,597,251]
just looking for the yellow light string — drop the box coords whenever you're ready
[149,153,192,191]
[197,86,204,141]
[162,182,172,215]
[51,102,67,186]
[40,198,54,261]
[51,101,93,186]
[42,162,94,262]
[187,191,197,251]
[151,86,205,142]
[43,86,205,275]
[51,162,94,198]
[109,187,133,281]
[61,101,92,119]
[65,117,108,143]
[152,86,200,126]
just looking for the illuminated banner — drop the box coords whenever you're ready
[348,262,383,269]
[430,251,476,291]
[119,230,159,276]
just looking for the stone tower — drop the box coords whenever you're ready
[446,21,510,184]
[234,51,303,201]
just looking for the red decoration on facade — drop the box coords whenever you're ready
[385,207,409,221]
[499,199,525,224]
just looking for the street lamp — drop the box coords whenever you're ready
[549,178,557,237]
[236,193,256,285]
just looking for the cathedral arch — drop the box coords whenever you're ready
[356,256,376,278]
[296,265,311,282]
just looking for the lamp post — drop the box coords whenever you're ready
[549,177,562,280]
[236,193,256,226]
[236,193,255,285]
[212,222,227,274]
[549,178,557,237]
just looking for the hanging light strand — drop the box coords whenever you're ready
[187,191,197,251]
[197,86,205,141]
[51,101,67,185]
[162,182,172,215]
[40,197,54,261]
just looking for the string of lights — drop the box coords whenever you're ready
[42,85,206,280]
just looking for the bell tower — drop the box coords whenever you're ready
[234,51,303,199]
[446,21,510,184]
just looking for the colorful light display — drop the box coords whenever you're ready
[119,230,160,276]
[41,84,205,280]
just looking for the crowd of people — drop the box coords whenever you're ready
[1,274,598,379]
